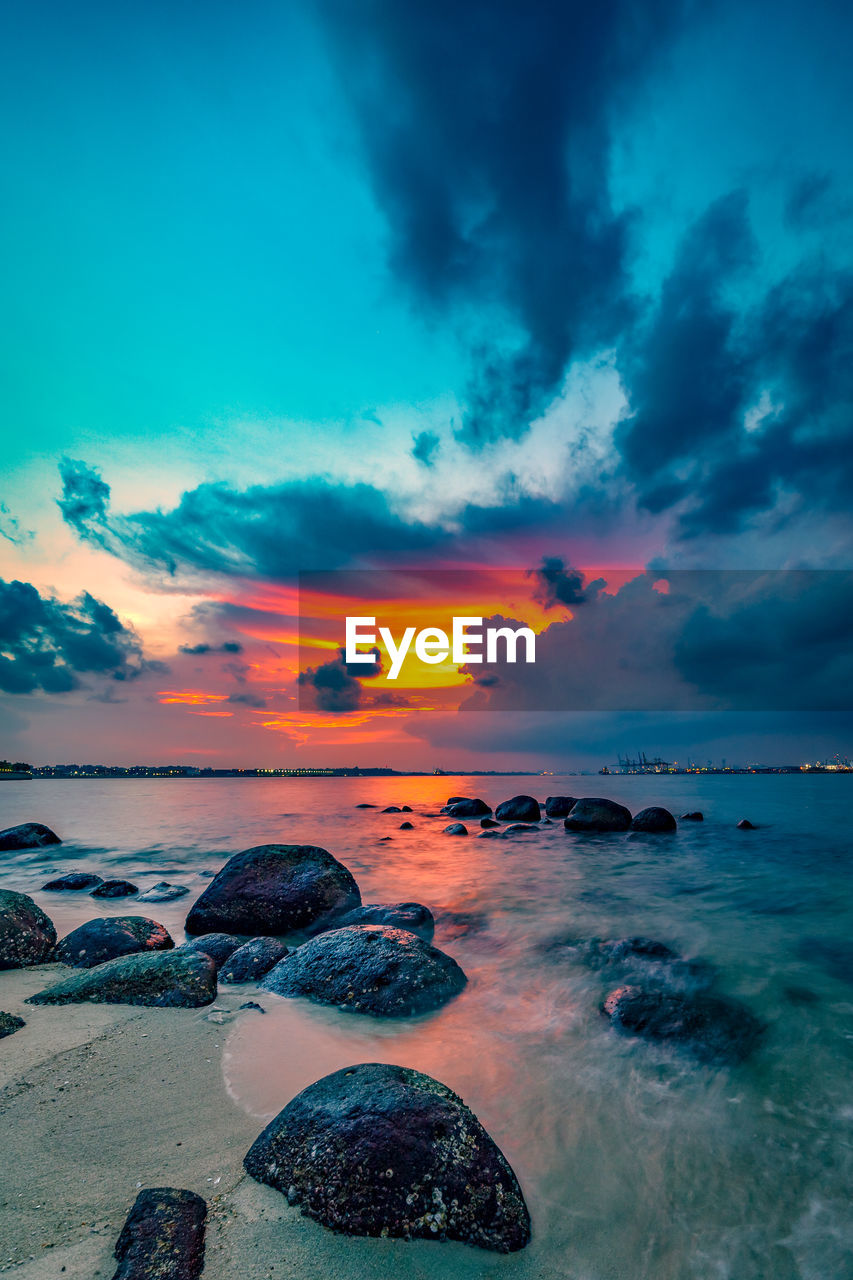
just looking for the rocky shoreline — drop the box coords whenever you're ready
[0,795,767,1277]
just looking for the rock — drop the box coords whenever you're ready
[680,811,704,821]
[137,881,190,903]
[329,902,435,942]
[185,844,360,936]
[28,948,217,1009]
[355,803,377,808]
[443,823,468,836]
[185,933,245,969]
[544,796,577,818]
[631,806,677,833]
[564,797,632,832]
[480,817,501,828]
[445,798,492,818]
[0,890,57,968]
[504,823,539,834]
[42,872,104,891]
[400,805,413,812]
[220,937,289,983]
[597,937,679,962]
[0,1011,25,1039]
[91,878,139,898]
[445,795,469,805]
[495,795,541,823]
[737,818,756,829]
[602,985,762,1064]
[399,821,414,829]
[260,924,467,1017]
[56,917,174,968]
[244,1062,531,1252]
[239,1000,266,1012]
[0,821,61,851]
[382,806,402,813]
[112,1186,206,1280]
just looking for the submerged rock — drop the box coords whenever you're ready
[28,947,217,1009]
[0,821,61,851]
[382,806,402,813]
[443,823,468,836]
[185,844,360,936]
[564,797,632,832]
[602,985,762,1064]
[737,818,756,830]
[631,806,677,833]
[399,821,414,830]
[328,902,435,942]
[42,872,104,891]
[480,817,500,828]
[445,798,492,818]
[400,805,413,812]
[112,1186,206,1280]
[0,1011,25,1039]
[495,795,541,823]
[544,796,577,818]
[0,890,57,968]
[185,933,244,969]
[56,917,173,968]
[680,811,704,821]
[239,1000,266,1013]
[220,937,289,983]
[355,803,377,808]
[91,879,138,898]
[137,881,190,903]
[260,924,467,1017]
[243,1062,531,1252]
[504,823,539,834]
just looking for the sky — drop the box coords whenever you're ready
[2,0,853,769]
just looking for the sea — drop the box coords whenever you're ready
[1,774,852,1280]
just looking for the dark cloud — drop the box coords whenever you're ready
[616,190,853,538]
[179,641,244,655]
[457,570,853,712]
[528,557,604,609]
[411,430,440,466]
[315,0,689,444]
[0,578,164,695]
[59,459,452,580]
[297,655,363,712]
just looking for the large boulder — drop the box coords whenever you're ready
[55,917,173,968]
[185,844,360,936]
[220,937,289,983]
[261,924,467,1017]
[544,796,576,818]
[602,985,762,1064]
[42,872,103,891]
[243,1062,531,1252]
[445,798,491,818]
[564,797,632,832]
[27,948,217,1009]
[0,822,61,851]
[112,1187,206,1280]
[324,902,435,942]
[631,806,677,833]
[0,890,56,968]
[495,795,540,823]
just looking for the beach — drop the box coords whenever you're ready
[2,775,853,1278]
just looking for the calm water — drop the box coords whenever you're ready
[2,775,853,1279]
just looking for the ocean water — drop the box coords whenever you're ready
[2,774,853,1279]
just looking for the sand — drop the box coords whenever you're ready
[0,967,535,1280]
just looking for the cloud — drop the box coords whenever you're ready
[412,430,440,466]
[58,459,453,581]
[616,190,853,539]
[315,0,689,444]
[528,556,604,610]
[226,691,268,709]
[0,503,35,547]
[0,578,165,695]
[179,641,244,655]
[297,655,363,712]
